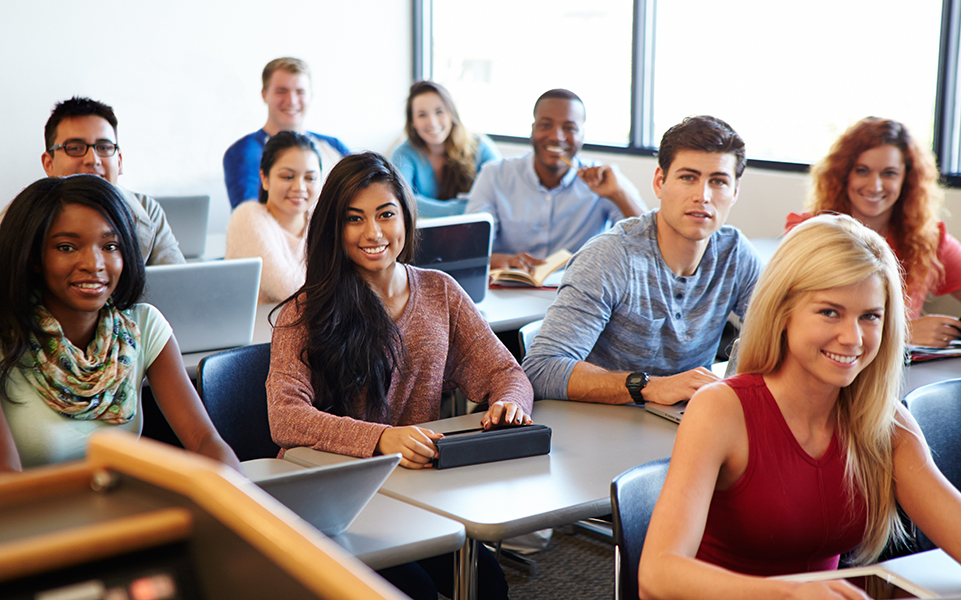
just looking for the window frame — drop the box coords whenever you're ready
[413,0,961,186]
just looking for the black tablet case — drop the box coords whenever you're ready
[434,424,552,469]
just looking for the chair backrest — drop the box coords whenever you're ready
[517,319,544,361]
[197,342,280,461]
[611,457,670,600]
[904,378,961,551]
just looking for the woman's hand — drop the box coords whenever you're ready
[377,426,443,469]
[909,314,961,347]
[480,400,532,430]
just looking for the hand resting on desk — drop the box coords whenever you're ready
[377,426,443,469]
[909,314,961,347]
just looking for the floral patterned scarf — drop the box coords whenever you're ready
[20,302,141,424]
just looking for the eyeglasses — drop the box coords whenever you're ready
[48,140,120,158]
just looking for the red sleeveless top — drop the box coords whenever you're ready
[695,373,866,576]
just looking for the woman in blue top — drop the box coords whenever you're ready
[391,81,500,217]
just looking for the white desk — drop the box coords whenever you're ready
[475,287,556,333]
[905,357,961,397]
[879,549,961,597]
[285,400,677,599]
[241,458,466,571]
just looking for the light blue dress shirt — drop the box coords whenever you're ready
[464,153,645,258]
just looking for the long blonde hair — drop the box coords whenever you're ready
[738,213,908,563]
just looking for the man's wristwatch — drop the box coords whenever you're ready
[625,371,649,404]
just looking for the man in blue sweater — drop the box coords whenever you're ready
[522,116,762,406]
[223,57,349,209]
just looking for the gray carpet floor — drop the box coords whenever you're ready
[500,528,615,599]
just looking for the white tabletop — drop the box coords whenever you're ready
[904,357,961,397]
[285,400,677,542]
[475,287,557,333]
[879,549,961,597]
[241,458,465,570]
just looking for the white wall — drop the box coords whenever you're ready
[0,0,413,233]
[495,142,961,240]
[3,2,959,247]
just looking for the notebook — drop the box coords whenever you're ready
[252,454,401,536]
[154,195,210,259]
[413,213,494,303]
[141,258,262,353]
[644,340,740,424]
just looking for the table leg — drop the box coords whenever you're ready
[454,538,479,600]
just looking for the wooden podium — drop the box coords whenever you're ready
[0,431,407,600]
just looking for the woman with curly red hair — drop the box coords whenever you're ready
[786,117,961,347]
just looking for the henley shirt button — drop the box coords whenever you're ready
[675,312,681,319]
[675,293,683,299]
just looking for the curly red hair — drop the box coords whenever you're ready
[807,117,944,300]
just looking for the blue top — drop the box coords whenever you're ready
[521,211,762,400]
[390,136,501,218]
[464,153,644,258]
[223,129,350,209]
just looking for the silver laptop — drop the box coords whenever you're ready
[645,340,740,424]
[252,454,401,536]
[155,195,210,259]
[141,258,261,353]
[413,213,494,303]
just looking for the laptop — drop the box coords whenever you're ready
[644,340,740,424]
[155,195,210,259]
[252,454,401,536]
[141,257,262,353]
[413,213,494,303]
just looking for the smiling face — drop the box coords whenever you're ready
[653,149,739,247]
[42,203,123,329]
[41,116,122,184]
[781,277,885,394]
[262,70,312,133]
[530,98,585,183]
[411,91,453,151]
[342,182,406,281]
[260,147,321,223]
[846,144,905,232]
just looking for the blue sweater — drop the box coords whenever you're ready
[223,129,349,209]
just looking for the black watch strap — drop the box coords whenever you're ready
[625,371,649,403]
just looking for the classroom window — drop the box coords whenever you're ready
[418,0,961,180]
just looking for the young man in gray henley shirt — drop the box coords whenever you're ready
[522,115,762,405]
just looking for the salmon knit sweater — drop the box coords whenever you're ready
[266,265,534,457]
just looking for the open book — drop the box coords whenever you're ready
[489,249,572,288]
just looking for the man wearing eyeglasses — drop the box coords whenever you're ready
[39,97,185,265]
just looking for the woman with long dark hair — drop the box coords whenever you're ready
[226,131,322,303]
[0,175,240,472]
[266,152,531,599]
[391,80,500,218]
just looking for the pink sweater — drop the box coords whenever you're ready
[225,200,309,304]
[266,266,534,457]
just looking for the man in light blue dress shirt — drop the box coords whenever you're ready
[465,89,647,272]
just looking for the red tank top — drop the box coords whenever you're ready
[695,373,866,576]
